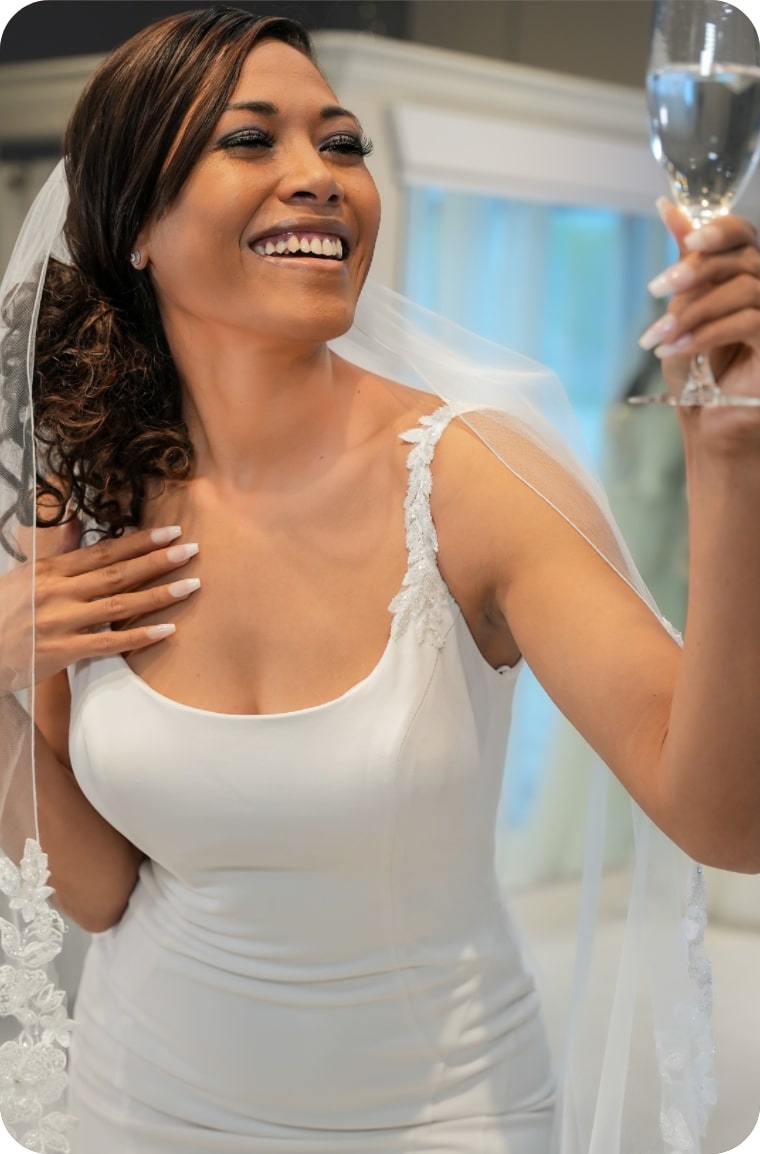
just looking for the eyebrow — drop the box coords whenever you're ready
[225,100,362,129]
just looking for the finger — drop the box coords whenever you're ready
[56,525,183,578]
[654,308,760,363]
[641,276,760,354]
[683,215,759,256]
[71,539,200,602]
[648,245,760,300]
[68,574,201,631]
[55,525,184,578]
[655,198,758,258]
[656,197,695,256]
[70,621,179,661]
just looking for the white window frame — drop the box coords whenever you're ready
[2,33,759,284]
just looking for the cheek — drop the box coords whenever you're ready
[361,181,382,247]
[148,214,246,308]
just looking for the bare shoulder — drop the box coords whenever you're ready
[430,411,554,577]
[432,409,631,585]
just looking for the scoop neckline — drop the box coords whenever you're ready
[104,600,520,721]
[111,624,400,721]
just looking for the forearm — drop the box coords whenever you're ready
[0,692,145,931]
[660,435,760,871]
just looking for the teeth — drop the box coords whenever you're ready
[252,233,346,260]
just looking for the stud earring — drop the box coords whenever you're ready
[129,250,142,267]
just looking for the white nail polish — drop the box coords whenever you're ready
[168,577,201,598]
[654,333,693,357]
[151,525,182,545]
[647,264,696,298]
[166,542,199,563]
[656,196,672,225]
[638,314,677,350]
[146,623,176,640]
[684,225,720,251]
[647,273,672,299]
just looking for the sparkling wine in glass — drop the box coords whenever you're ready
[630,0,760,407]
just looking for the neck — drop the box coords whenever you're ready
[169,325,354,492]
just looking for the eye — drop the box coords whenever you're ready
[216,128,275,151]
[321,133,374,159]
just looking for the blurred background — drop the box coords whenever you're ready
[1,3,760,1150]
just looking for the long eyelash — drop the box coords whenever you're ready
[217,129,275,150]
[216,129,374,157]
[325,133,374,158]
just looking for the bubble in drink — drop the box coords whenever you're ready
[647,64,760,223]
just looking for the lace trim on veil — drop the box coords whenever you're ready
[0,840,75,1152]
[659,861,716,1153]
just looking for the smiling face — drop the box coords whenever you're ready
[136,38,381,350]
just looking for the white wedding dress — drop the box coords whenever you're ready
[64,406,557,1153]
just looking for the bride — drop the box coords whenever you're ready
[1,6,759,1153]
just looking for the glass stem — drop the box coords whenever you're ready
[680,351,719,405]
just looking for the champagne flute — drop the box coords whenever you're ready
[630,0,760,406]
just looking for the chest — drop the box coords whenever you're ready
[126,453,412,714]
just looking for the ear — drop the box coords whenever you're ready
[130,223,153,269]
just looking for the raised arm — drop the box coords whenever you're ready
[434,208,760,872]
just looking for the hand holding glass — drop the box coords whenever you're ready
[630,0,760,407]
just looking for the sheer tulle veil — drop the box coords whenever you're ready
[0,160,714,1154]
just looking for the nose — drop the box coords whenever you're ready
[277,139,344,206]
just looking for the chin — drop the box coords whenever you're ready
[277,294,358,344]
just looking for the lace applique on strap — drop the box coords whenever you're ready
[0,839,75,1152]
[389,405,456,648]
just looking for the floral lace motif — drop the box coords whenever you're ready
[0,839,75,1153]
[657,861,716,1154]
[389,407,456,648]
[652,619,715,1152]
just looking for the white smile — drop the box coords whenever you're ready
[251,232,345,261]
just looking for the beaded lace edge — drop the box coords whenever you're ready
[0,838,75,1153]
[656,622,716,1153]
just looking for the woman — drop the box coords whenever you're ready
[1,6,759,1153]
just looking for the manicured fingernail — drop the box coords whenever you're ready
[656,196,673,225]
[638,313,677,350]
[684,225,721,251]
[146,623,176,639]
[167,577,201,598]
[150,525,182,545]
[654,333,693,357]
[166,542,199,563]
[647,263,696,298]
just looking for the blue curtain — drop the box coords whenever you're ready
[402,187,678,834]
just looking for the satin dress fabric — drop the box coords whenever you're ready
[64,408,557,1153]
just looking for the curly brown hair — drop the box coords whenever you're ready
[32,6,315,537]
